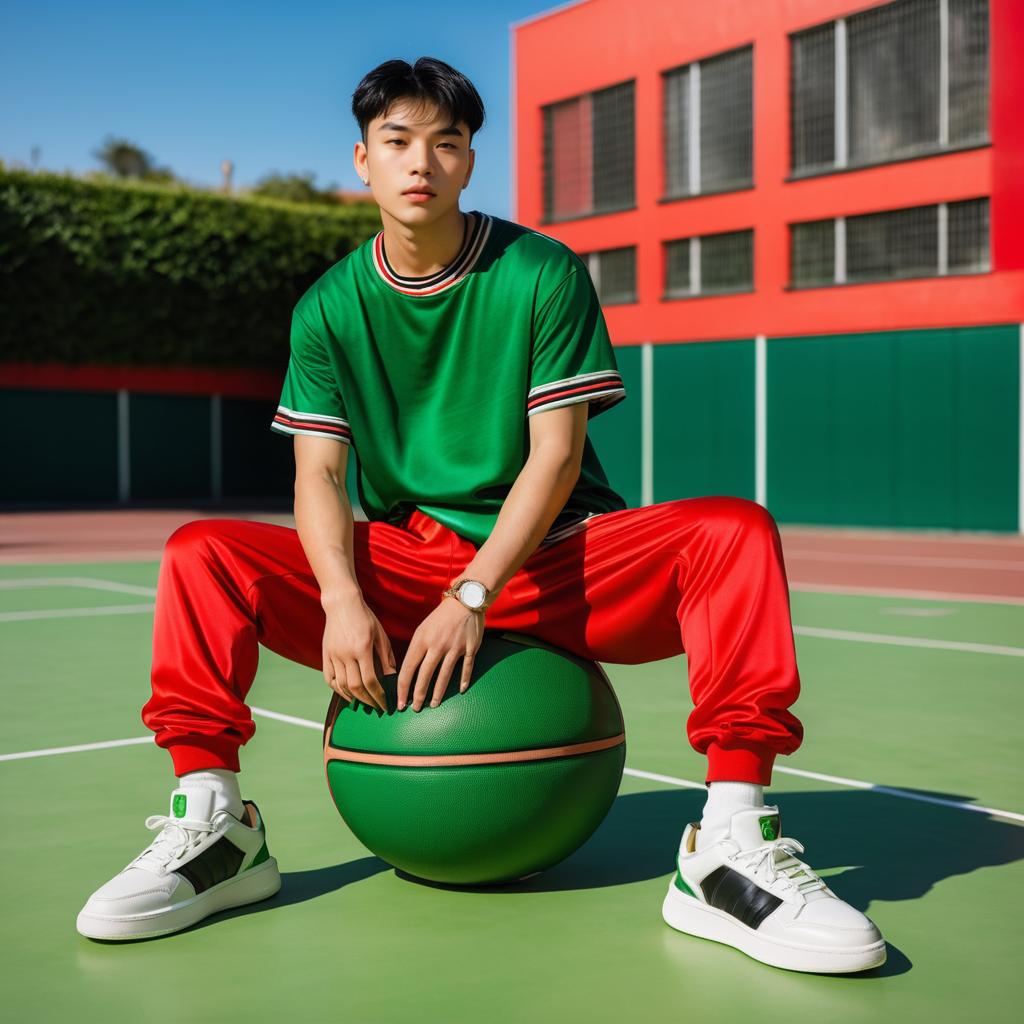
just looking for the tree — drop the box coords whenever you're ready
[250,170,341,205]
[92,135,177,182]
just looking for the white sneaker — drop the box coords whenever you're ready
[76,784,281,941]
[662,805,887,973]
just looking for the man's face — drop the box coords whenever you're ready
[356,97,474,222]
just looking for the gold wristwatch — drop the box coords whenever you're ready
[442,577,491,612]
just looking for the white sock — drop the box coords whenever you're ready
[177,768,244,820]
[695,781,765,852]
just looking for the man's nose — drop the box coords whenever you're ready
[406,142,434,173]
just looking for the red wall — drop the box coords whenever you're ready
[0,363,281,399]
[512,0,1024,343]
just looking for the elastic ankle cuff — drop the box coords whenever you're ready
[162,736,241,775]
[705,741,776,786]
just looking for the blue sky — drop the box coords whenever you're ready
[1,0,571,219]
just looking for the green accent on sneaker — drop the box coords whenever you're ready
[172,794,187,818]
[247,841,269,870]
[759,814,780,841]
[673,866,697,898]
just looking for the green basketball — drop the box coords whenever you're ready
[322,630,626,885]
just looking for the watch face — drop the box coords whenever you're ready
[459,581,486,608]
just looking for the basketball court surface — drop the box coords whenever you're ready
[1,509,1021,1022]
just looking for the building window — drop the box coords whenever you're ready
[663,44,753,198]
[790,220,836,287]
[664,229,754,298]
[790,0,989,176]
[790,197,989,287]
[580,246,637,305]
[542,80,635,222]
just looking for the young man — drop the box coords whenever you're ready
[76,57,886,973]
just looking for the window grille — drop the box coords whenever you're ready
[790,197,989,286]
[543,80,635,222]
[664,239,691,297]
[581,247,638,305]
[663,45,753,198]
[790,0,988,175]
[790,23,835,171]
[791,220,836,287]
[847,205,938,282]
[665,229,754,297]
[947,197,989,272]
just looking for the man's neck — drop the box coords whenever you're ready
[380,208,468,278]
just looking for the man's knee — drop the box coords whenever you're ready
[164,518,235,557]
[695,496,779,537]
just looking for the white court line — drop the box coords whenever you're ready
[5,606,1021,655]
[0,736,154,760]
[0,604,156,622]
[0,577,158,622]
[0,576,159,597]
[1,576,1023,656]
[792,625,1023,658]
[1,575,1022,611]
[6,707,1019,824]
[1,581,1022,818]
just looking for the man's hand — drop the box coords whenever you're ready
[397,596,485,711]
[321,591,394,714]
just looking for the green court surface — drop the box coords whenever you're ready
[1,559,1022,1023]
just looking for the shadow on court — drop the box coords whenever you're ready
[79,785,1023,976]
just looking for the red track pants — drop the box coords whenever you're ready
[141,497,804,785]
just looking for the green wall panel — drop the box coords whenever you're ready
[955,326,1020,529]
[652,339,756,504]
[3,322,1017,533]
[0,390,119,502]
[129,394,210,500]
[769,325,1019,530]
[588,341,643,509]
[222,397,294,501]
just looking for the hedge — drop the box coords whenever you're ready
[0,168,381,368]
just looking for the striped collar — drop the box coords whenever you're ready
[371,211,492,296]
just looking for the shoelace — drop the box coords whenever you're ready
[131,814,215,873]
[727,835,828,896]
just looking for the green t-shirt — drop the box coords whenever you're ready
[270,209,628,549]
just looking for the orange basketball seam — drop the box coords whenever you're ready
[323,731,626,768]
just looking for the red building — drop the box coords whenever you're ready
[512,0,1023,533]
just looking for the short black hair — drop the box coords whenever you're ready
[351,57,485,146]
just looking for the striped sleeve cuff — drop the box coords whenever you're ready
[527,370,626,419]
[270,405,352,444]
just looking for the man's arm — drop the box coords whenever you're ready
[292,433,362,613]
[451,401,590,607]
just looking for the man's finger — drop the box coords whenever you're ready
[429,650,461,708]
[328,656,352,702]
[459,652,475,694]
[377,633,398,675]
[396,639,420,711]
[411,649,443,712]
[358,653,389,713]
[343,661,374,709]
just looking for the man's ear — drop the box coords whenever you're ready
[353,140,367,178]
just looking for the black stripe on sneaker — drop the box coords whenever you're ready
[173,835,245,895]
[699,865,784,930]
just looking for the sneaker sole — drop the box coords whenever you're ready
[661,879,887,974]
[76,856,282,941]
